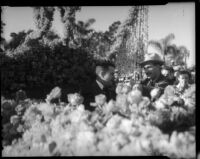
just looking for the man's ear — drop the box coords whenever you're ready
[96,66,105,78]
[99,70,105,79]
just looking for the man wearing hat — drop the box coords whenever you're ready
[80,59,116,111]
[138,41,169,99]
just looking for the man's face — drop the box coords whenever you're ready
[101,66,115,86]
[178,74,189,86]
[168,71,174,79]
[165,48,176,65]
[114,72,118,80]
[167,48,175,55]
[143,63,160,80]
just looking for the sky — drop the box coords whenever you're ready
[1,3,195,67]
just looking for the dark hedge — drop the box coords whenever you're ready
[1,44,96,100]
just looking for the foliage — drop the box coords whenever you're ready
[33,7,55,30]
[160,33,175,52]
[1,6,123,99]
[160,33,190,67]
[1,38,95,99]
[1,7,6,48]
[33,7,55,38]
[109,6,148,76]
[72,18,96,51]
[57,6,81,47]
[4,30,30,51]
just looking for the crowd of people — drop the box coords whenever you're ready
[78,40,195,112]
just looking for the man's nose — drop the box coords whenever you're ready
[144,69,149,74]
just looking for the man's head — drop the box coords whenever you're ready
[95,59,115,87]
[177,70,191,86]
[165,45,176,56]
[140,41,164,80]
[164,45,177,65]
[143,63,162,80]
[114,69,119,81]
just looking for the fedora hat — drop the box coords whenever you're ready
[140,42,164,67]
[140,52,164,67]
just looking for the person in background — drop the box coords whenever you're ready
[80,59,116,111]
[188,66,195,84]
[174,70,192,95]
[161,66,169,77]
[137,41,169,99]
[114,69,119,84]
[164,45,177,66]
[173,65,183,85]
[190,71,195,84]
[161,65,176,85]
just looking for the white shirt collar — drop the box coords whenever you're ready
[96,80,104,90]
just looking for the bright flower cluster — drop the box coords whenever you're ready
[2,84,196,157]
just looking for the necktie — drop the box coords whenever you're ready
[103,87,110,100]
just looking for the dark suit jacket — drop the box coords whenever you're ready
[167,77,176,85]
[140,74,169,98]
[80,80,116,111]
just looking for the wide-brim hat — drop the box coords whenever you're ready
[140,42,164,67]
[140,53,164,67]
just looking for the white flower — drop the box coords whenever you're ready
[10,115,20,125]
[106,114,122,130]
[69,110,84,123]
[95,94,107,106]
[154,100,166,110]
[121,84,132,94]
[102,100,115,115]
[150,88,161,100]
[77,104,85,112]
[138,97,150,109]
[119,118,132,134]
[46,86,61,103]
[67,93,84,106]
[115,94,128,112]
[37,103,54,116]
[139,139,151,152]
[164,85,176,97]
[116,83,123,94]
[127,90,142,105]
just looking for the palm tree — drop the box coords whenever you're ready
[75,18,95,43]
[160,33,175,51]
[1,7,6,51]
[4,31,27,50]
[57,6,81,47]
[33,7,55,38]
[159,33,175,62]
